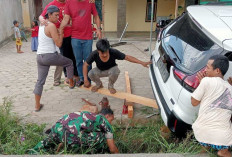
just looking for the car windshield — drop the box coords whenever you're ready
[162,13,223,74]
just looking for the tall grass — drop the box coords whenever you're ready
[0,97,45,154]
[0,98,215,155]
[114,118,204,155]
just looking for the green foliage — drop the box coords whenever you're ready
[114,117,203,154]
[0,97,45,154]
[0,98,216,155]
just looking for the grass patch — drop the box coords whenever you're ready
[114,118,203,155]
[0,98,216,155]
[0,97,45,155]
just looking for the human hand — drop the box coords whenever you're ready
[41,19,48,26]
[197,71,206,82]
[142,61,152,68]
[58,28,63,35]
[89,0,95,3]
[84,80,91,88]
[228,77,232,86]
[96,29,102,39]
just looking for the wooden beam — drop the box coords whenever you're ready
[124,71,133,118]
[125,71,131,93]
[80,86,158,109]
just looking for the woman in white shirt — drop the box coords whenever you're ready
[33,5,75,112]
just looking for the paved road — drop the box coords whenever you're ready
[0,39,155,126]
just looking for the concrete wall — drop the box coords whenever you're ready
[126,0,153,32]
[43,0,53,9]
[21,0,31,27]
[104,0,177,32]
[0,0,23,46]
[104,0,117,32]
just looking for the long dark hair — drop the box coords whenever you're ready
[33,20,38,26]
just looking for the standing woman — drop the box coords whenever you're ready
[28,20,39,52]
[33,5,75,112]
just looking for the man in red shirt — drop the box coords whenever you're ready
[60,0,102,87]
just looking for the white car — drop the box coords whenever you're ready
[149,5,232,136]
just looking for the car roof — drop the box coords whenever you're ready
[187,5,232,51]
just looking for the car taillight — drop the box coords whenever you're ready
[173,67,205,92]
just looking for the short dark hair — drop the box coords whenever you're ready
[96,39,110,53]
[45,5,60,19]
[13,20,18,25]
[209,55,229,76]
[100,108,114,116]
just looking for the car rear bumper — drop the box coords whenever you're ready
[149,63,192,135]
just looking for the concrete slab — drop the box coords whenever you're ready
[0,38,156,127]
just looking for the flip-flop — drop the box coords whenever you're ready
[76,80,84,87]
[35,104,44,112]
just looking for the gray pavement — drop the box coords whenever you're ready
[0,38,155,126]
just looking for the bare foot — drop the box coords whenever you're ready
[108,88,116,94]
[91,84,103,92]
[19,51,24,53]
[217,149,231,157]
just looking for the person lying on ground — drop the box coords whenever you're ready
[191,55,232,157]
[29,108,119,154]
[83,39,151,94]
[33,5,76,112]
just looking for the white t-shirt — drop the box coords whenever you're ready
[14,27,21,38]
[192,77,232,146]
[37,25,57,55]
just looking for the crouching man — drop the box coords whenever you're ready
[29,109,119,154]
[191,55,232,157]
[83,39,151,94]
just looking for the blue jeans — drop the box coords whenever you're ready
[71,39,93,81]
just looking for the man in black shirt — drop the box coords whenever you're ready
[83,39,151,94]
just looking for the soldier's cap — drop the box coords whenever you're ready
[45,5,60,17]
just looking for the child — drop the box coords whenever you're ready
[13,20,23,53]
[28,20,39,52]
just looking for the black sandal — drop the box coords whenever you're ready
[35,104,44,112]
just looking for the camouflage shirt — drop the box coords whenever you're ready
[30,111,113,154]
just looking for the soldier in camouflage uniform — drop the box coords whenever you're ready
[29,108,119,154]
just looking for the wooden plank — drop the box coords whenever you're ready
[125,71,131,94]
[80,86,158,109]
[128,106,133,118]
[125,71,134,118]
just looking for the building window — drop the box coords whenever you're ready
[145,0,157,22]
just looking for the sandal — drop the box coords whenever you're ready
[91,84,103,92]
[35,104,44,112]
[53,81,61,86]
[76,80,84,87]
[108,88,116,94]
[64,79,69,86]
[69,79,76,89]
